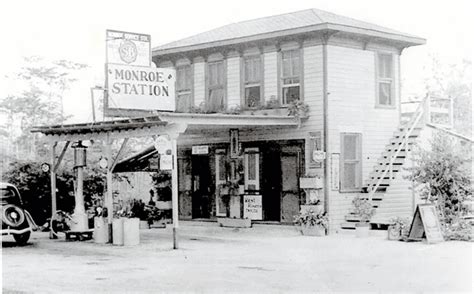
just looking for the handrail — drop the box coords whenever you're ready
[367,94,430,202]
[426,123,474,143]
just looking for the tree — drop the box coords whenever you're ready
[424,57,472,136]
[0,56,87,162]
[407,133,472,225]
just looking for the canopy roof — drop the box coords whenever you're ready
[153,8,425,56]
[31,112,300,142]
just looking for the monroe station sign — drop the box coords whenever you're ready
[105,29,176,113]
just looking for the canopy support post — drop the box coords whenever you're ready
[105,135,114,243]
[50,142,58,239]
[171,137,179,249]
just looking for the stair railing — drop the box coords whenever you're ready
[367,94,430,202]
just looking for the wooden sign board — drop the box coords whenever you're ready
[407,204,444,243]
[243,195,262,220]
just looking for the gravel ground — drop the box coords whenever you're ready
[1,222,473,293]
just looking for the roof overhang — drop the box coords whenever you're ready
[31,112,300,143]
[152,24,426,57]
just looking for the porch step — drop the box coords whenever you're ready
[393,129,421,138]
[381,151,406,158]
[340,222,357,229]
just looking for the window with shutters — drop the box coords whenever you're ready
[376,53,394,107]
[340,133,362,192]
[281,49,301,105]
[207,60,225,111]
[243,55,262,108]
[176,65,192,112]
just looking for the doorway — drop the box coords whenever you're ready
[261,145,282,221]
[191,155,211,218]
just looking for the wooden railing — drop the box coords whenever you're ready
[367,94,430,202]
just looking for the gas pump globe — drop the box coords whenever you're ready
[70,141,88,231]
[73,141,87,167]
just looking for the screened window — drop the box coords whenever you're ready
[377,53,394,106]
[281,49,301,105]
[340,133,362,191]
[176,65,192,112]
[207,61,225,112]
[244,56,262,108]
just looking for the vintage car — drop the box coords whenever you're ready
[1,182,33,245]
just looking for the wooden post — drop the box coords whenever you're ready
[50,142,57,239]
[171,137,179,249]
[105,135,114,242]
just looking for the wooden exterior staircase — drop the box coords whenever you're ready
[340,95,452,230]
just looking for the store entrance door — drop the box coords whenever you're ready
[262,146,282,221]
[191,155,211,218]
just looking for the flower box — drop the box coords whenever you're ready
[217,217,251,228]
[300,224,326,236]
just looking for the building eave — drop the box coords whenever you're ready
[152,24,425,57]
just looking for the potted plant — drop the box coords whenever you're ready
[294,209,328,236]
[113,199,140,246]
[352,196,376,237]
[287,100,309,119]
[388,217,410,241]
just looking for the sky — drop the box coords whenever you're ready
[0,0,472,123]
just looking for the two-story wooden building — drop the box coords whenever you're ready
[147,9,425,230]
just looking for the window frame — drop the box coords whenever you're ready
[279,48,303,105]
[242,54,263,109]
[375,53,395,108]
[206,59,226,111]
[175,64,193,112]
[340,133,362,192]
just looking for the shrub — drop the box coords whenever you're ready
[352,195,376,222]
[407,133,472,225]
[294,210,329,228]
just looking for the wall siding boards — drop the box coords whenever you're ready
[226,56,241,109]
[326,45,401,232]
[193,61,205,107]
[263,51,278,102]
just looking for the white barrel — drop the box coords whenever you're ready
[112,218,124,246]
[93,217,108,244]
[123,218,140,246]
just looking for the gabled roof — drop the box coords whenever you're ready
[153,9,425,55]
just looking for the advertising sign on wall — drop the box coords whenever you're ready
[106,64,176,111]
[106,30,151,66]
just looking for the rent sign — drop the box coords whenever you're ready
[106,64,176,111]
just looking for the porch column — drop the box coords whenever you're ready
[50,143,57,239]
[105,135,114,242]
[171,137,179,249]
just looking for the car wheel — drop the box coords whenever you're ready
[13,231,30,245]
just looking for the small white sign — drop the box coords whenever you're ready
[243,195,262,220]
[106,64,176,111]
[160,155,173,171]
[312,150,326,162]
[192,145,209,155]
[106,30,151,66]
[154,136,171,155]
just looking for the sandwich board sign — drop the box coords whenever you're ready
[407,204,444,243]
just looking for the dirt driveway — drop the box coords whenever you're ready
[2,222,472,293]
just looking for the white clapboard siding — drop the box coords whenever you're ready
[227,56,241,109]
[326,45,401,232]
[263,51,278,102]
[193,61,205,107]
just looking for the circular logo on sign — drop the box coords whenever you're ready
[119,40,137,64]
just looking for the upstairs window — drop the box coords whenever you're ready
[243,56,262,108]
[207,60,225,112]
[376,53,394,107]
[340,133,362,192]
[281,49,301,105]
[176,65,192,112]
